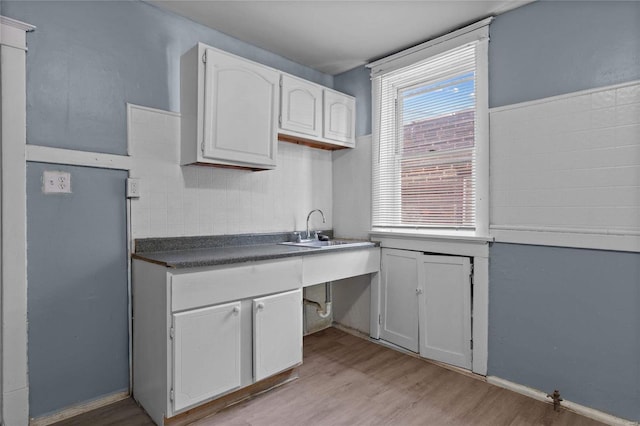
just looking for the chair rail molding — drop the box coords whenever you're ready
[1,15,35,426]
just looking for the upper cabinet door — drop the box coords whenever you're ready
[280,74,322,138]
[202,48,279,169]
[323,89,355,146]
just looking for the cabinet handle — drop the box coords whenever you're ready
[232,306,240,314]
[416,288,423,295]
[256,302,265,311]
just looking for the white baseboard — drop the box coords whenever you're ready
[486,376,637,426]
[331,321,370,340]
[29,391,130,426]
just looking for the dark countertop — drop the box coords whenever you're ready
[132,231,377,269]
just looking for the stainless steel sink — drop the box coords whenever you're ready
[279,239,374,249]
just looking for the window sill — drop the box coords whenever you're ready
[369,229,492,258]
[370,228,493,243]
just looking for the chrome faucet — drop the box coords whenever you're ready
[306,209,326,240]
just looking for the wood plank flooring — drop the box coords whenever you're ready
[52,327,606,426]
[50,397,154,426]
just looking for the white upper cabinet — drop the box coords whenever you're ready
[278,74,356,150]
[181,43,279,170]
[280,74,322,138]
[323,89,356,146]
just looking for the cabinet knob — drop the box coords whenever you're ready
[416,288,423,295]
[232,306,240,314]
[256,302,265,311]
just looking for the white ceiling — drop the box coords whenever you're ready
[150,0,534,75]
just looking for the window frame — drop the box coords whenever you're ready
[368,19,490,238]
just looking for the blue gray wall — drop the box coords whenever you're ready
[3,0,333,417]
[488,0,640,108]
[334,66,371,137]
[487,1,640,421]
[489,244,640,420]
[332,1,640,133]
[26,163,129,417]
[6,0,332,156]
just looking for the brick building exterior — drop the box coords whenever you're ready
[401,109,475,226]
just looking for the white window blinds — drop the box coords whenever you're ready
[372,42,480,231]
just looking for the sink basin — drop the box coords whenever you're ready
[279,239,374,249]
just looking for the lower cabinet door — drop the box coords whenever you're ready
[418,255,472,370]
[379,248,420,352]
[172,301,242,412]
[253,289,302,381]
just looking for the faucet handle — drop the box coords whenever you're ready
[293,232,302,243]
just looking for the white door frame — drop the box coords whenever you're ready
[0,15,36,425]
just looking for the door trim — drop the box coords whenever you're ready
[1,16,35,424]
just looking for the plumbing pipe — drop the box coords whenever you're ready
[318,302,332,319]
[303,282,332,319]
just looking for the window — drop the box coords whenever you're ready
[369,20,489,235]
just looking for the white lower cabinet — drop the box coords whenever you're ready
[417,255,472,370]
[380,249,420,352]
[133,249,380,424]
[173,290,302,412]
[253,289,303,381]
[380,248,472,370]
[132,258,304,425]
[169,291,302,414]
[172,302,242,412]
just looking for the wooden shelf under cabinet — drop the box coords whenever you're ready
[278,133,352,151]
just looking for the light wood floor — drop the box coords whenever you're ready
[53,327,605,426]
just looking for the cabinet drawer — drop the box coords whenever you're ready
[171,258,302,312]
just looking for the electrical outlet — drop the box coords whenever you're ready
[43,171,71,194]
[127,178,141,198]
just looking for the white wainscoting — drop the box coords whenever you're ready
[127,104,333,239]
[490,80,640,252]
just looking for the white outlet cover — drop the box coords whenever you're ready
[127,178,141,198]
[43,171,71,194]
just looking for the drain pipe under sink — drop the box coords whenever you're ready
[303,282,332,319]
